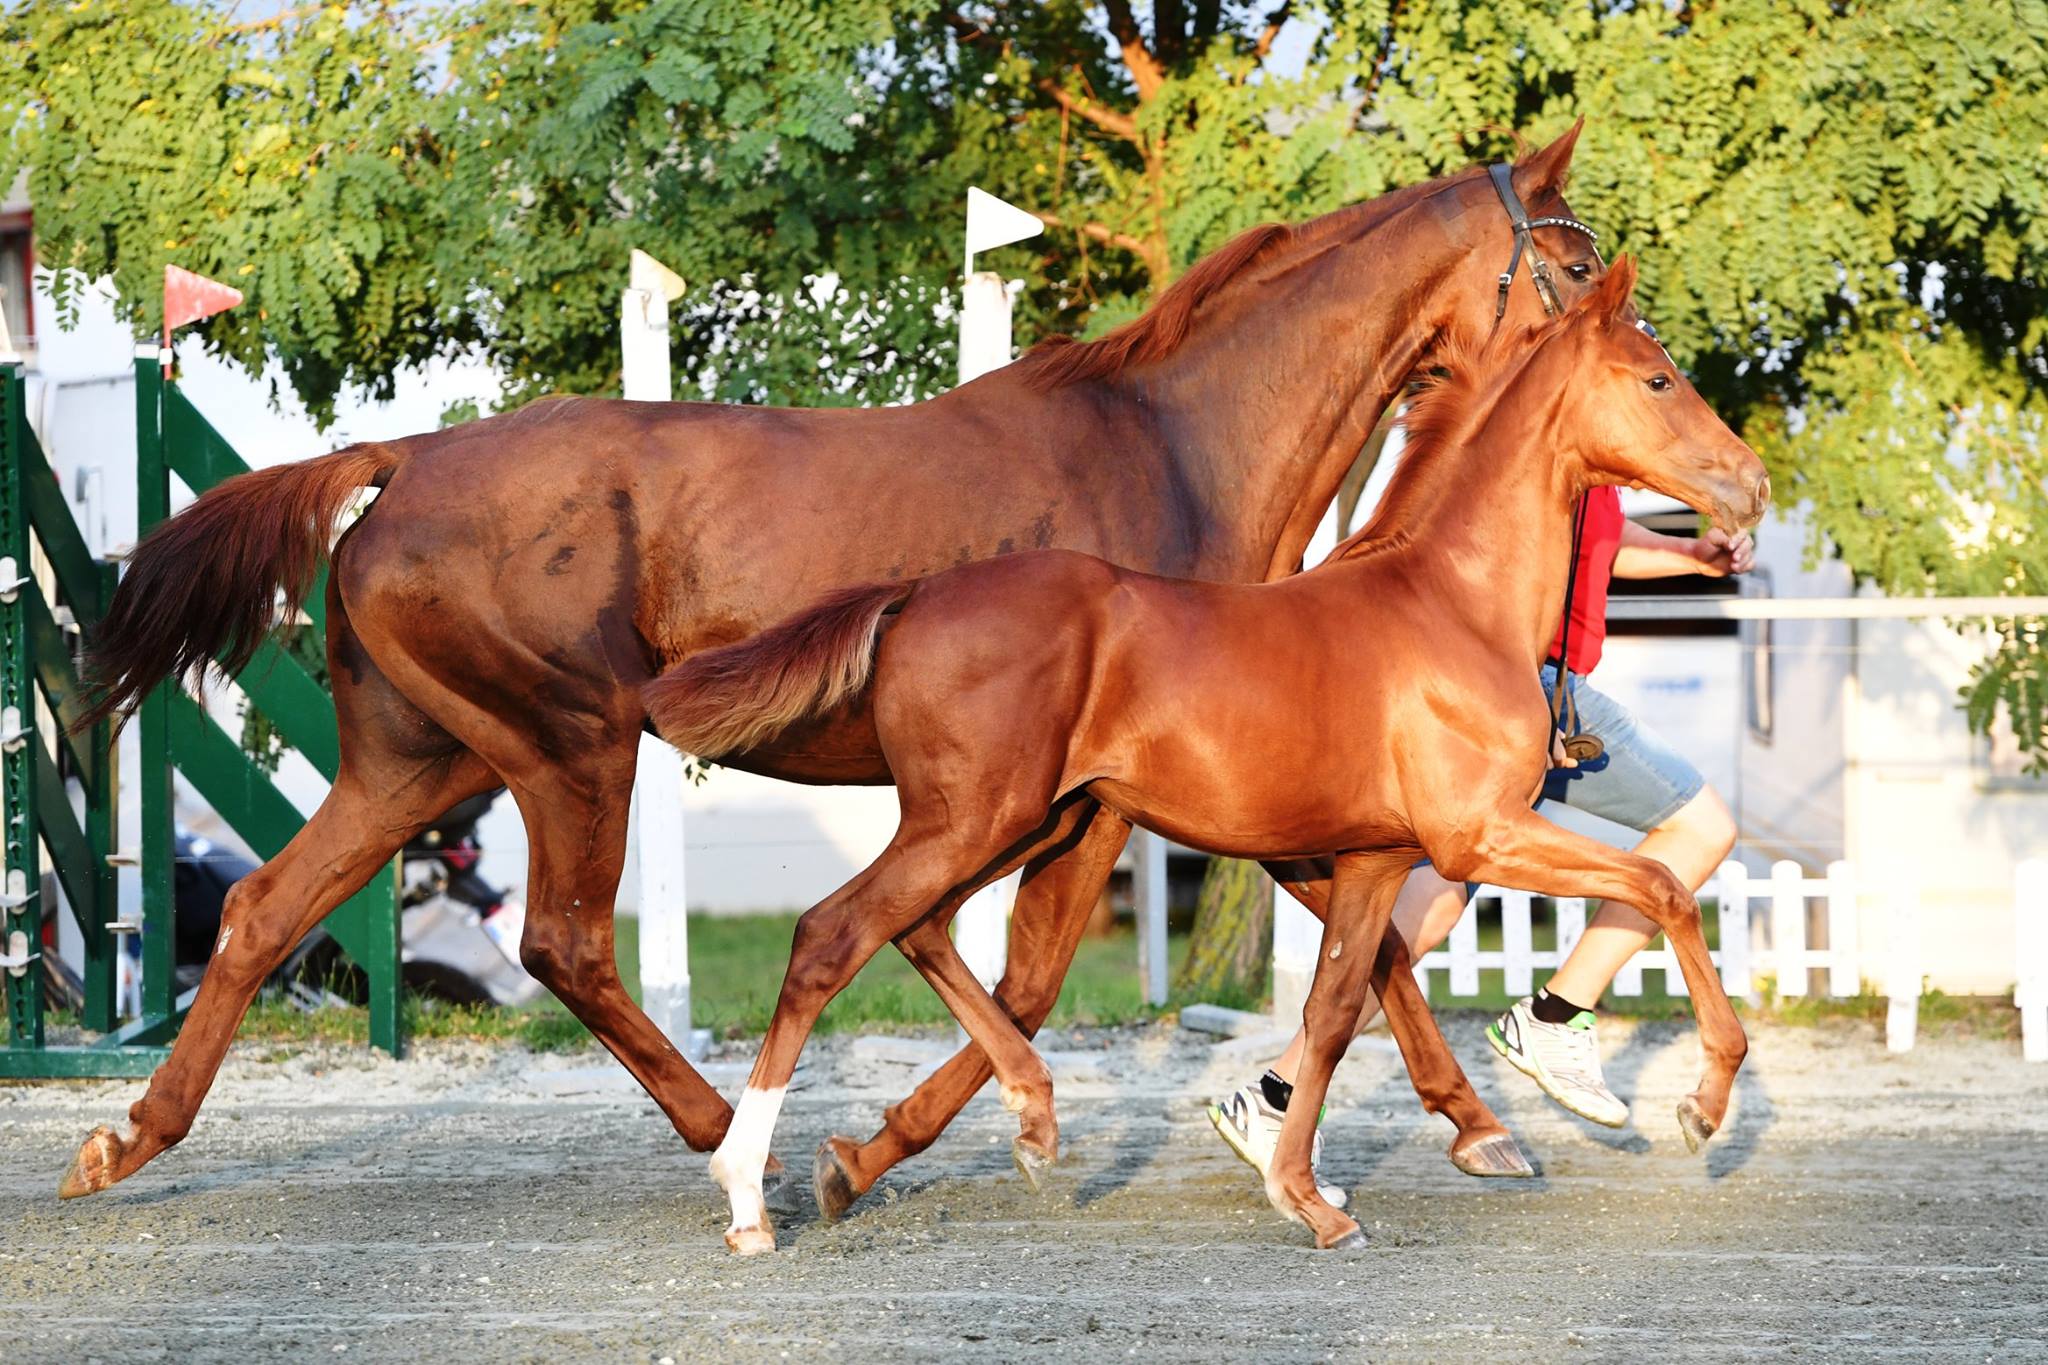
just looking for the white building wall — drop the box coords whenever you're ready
[1848,617,2048,994]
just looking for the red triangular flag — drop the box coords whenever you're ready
[164,264,243,334]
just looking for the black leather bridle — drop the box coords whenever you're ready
[1485,162,1608,763]
[1487,162,1602,324]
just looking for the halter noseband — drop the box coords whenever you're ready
[1487,162,1601,323]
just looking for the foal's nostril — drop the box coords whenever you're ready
[1753,472,1772,511]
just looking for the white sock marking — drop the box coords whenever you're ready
[710,1084,787,1235]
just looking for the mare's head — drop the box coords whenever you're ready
[1527,257,1770,531]
[1422,120,1611,334]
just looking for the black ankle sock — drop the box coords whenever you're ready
[1259,1069,1294,1112]
[1532,986,1592,1024]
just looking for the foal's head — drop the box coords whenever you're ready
[1533,257,1771,531]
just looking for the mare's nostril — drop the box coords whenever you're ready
[1754,472,1772,510]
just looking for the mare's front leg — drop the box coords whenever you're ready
[1432,807,1747,1149]
[1267,852,1412,1248]
[1265,860,1532,1178]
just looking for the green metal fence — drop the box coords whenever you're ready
[0,355,402,1078]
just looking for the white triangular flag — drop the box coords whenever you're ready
[629,248,686,302]
[964,187,1043,274]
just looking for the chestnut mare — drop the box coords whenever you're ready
[62,129,1602,1205]
[647,258,1771,1253]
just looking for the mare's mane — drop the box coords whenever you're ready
[1013,144,1561,392]
[1320,315,1567,567]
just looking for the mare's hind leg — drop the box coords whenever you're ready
[1265,859,1532,1178]
[814,803,1129,1219]
[59,616,498,1198]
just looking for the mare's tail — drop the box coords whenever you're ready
[78,444,405,729]
[645,582,914,759]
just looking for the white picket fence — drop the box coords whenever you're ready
[1273,858,2048,1057]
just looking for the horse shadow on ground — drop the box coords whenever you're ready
[1575,1016,1775,1179]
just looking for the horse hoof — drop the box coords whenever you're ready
[1676,1097,1717,1154]
[1450,1132,1535,1179]
[812,1137,862,1223]
[1323,1226,1369,1252]
[58,1126,123,1200]
[725,1223,776,1256]
[1012,1138,1056,1192]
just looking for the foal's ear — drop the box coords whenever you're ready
[1511,117,1585,199]
[1582,254,1638,323]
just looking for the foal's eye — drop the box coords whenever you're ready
[1567,263,1592,281]
[1646,374,1674,393]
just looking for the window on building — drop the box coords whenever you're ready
[1743,567,1774,745]
[0,215,32,356]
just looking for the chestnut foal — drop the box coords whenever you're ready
[648,258,1770,1252]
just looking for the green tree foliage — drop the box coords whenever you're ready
[3,0,2044,765]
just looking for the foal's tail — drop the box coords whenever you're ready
[78,444,405,730]
[645,581,914,759]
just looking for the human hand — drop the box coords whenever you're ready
[1550,729,1578,770]
[1694,527,1755,577]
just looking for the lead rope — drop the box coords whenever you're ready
[1548,495,1604,764]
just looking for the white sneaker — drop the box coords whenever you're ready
[1488,997,1629,1128]
[1207,1082,1348,1209]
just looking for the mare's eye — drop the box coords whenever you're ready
[1646,374,1674,393]
[1567,263,1592,281]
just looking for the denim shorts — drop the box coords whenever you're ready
[1415,663,1705,891]
[1535,661,1705,832]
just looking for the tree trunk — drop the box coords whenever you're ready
[1174,856,1273,1005]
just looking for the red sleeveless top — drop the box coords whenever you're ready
[1546,486,1624,675]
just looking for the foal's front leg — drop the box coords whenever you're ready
[1268,853,1409,1249]
[1433,808,1748,1149]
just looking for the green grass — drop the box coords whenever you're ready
[78,905,2019,1052]
[217,913,1193,1051]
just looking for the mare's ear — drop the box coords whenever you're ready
[1579,254,1637,324]
[1511,117,1584,199]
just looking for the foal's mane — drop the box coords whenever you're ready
[1321,316,1564,566]
[1014,166,1490,391]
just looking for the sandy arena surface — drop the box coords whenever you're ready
[2,1014,2045,1362]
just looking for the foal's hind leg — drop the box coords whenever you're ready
[715,810,1047,1253]
[59,628,498,1198]
[814,803,1129,1219]
[1265,859,1532,1178]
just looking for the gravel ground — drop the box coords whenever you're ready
[2,1014,2044,1363]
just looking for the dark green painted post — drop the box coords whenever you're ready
[0,363,43,1050]
[81,556,120,1033]
[134,353,175,1026]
